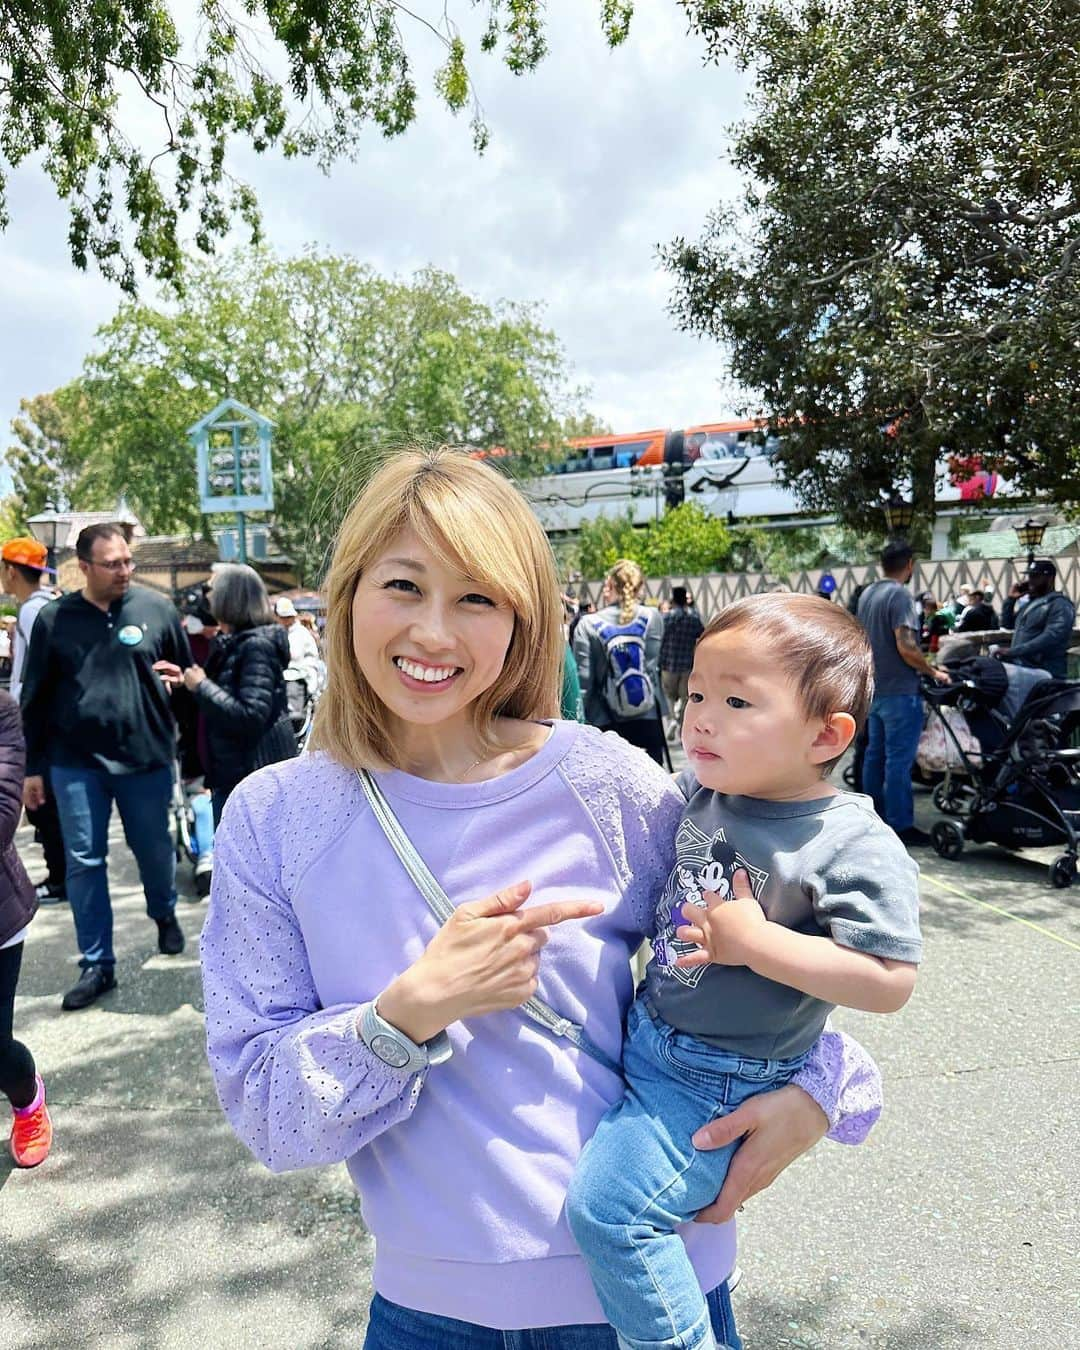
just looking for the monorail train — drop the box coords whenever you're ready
[512,420,1015,534]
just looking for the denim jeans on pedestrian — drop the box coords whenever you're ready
[565,1001,803,1350]
[50,763,177,969]
[861,693,924,833]
[362,1285,742,1350]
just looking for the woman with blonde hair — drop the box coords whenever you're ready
[573,557,667,764]
[200,447,882,1349]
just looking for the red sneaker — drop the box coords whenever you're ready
[10,1076,53,1168]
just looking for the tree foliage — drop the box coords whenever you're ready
[666,0,1080,528]
[5,249,579,581]
[573,503,735,578]
[1,1,632,289]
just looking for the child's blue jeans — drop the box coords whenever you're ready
[566,999,807,1350]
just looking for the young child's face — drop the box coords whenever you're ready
[682,630,831,800]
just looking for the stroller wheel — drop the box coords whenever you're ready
[932,781,976,817]
[931,820,964,860]
[1048,855,1076,890]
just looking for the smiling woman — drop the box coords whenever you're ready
[310,447,564,775]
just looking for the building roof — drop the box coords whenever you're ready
[49,511,146,550]
[186,397,276,437]
[132,535,221,568]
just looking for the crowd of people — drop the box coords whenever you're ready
[0,525,320,1170]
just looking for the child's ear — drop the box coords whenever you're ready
[810,712,856,764]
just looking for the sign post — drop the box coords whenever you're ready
[188,400,275,563]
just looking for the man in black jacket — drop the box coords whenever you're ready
[955,588,998,633]
[20,524,193,1010]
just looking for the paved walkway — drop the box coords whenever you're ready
[2,768,1076,1348]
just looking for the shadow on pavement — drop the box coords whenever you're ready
[739,1282,977,1349]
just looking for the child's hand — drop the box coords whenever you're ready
[675,870,767,968]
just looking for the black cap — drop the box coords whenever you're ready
[1027,559,1057,578]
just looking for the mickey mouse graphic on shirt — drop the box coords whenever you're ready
[652,816,769,987]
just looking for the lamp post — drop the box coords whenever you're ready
[882,494,915,537]
[27,501,64,574]
[1015,518,1047,569]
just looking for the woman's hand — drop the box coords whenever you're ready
[691,1082,829,1224]
[153,659,183,690]
[377,881,604,1044]
[182,664,206,691]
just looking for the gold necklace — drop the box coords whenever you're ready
[458,752,487,782]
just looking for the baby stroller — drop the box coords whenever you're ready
[922,659,1080,888]
[171,762,215,898]
[284,657,326,752]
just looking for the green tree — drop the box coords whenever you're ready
[573,511,643,579]
[1,3,632,290]
[666,0,1080,529]
[638,503,734,576]
[7,249,579,581]
[572,503,735,577]
[6,386,108,518]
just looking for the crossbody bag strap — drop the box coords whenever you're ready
[357,769,621,1077]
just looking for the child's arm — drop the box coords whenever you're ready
[674,872,917,1013]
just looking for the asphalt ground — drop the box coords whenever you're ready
[2,751,1077,1349]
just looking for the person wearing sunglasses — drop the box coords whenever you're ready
[19,523,193,1010]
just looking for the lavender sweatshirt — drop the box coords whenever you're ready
[201,720,882,1330]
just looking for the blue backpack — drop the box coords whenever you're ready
[594,613,656,719]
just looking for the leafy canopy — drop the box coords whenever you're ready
[572,503,736,579]
[5,248,580,581]
[666,0,1080,528]
[1,1,632,290]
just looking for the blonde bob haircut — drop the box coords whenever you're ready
[310,446,564,770]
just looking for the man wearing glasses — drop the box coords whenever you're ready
[19,524,193,1010]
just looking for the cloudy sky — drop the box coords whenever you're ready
[0,3,749,477]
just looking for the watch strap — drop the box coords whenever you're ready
[360,1001,453,1073]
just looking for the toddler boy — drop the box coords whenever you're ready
[567,592,922,1350]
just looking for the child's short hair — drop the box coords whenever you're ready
[700,592,874,772]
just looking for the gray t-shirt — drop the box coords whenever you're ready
[644,775,922,1059]
[857,578,920,697]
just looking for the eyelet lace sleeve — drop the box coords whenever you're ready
[202,770,425,1173]
[792,1029,883,1144]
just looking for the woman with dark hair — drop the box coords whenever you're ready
[182,564,297,824]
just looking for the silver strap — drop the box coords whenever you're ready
[357,769,621,1076]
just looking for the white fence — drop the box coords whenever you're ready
[575,554,1079,621]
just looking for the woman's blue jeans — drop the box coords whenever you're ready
[50,763,177,969]
[862,693,924,832]
[362,1285,741,1349]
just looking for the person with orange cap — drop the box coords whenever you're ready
[0,539,65,905]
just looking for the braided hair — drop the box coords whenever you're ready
[607,558,644,625]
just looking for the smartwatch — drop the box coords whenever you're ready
[359,1000,453,1073]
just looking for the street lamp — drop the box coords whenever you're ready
[1015,518,1047,568]
[27,501,64,573]
[882,494,915,536]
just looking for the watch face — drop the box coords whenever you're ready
[370,1033,412,1069]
